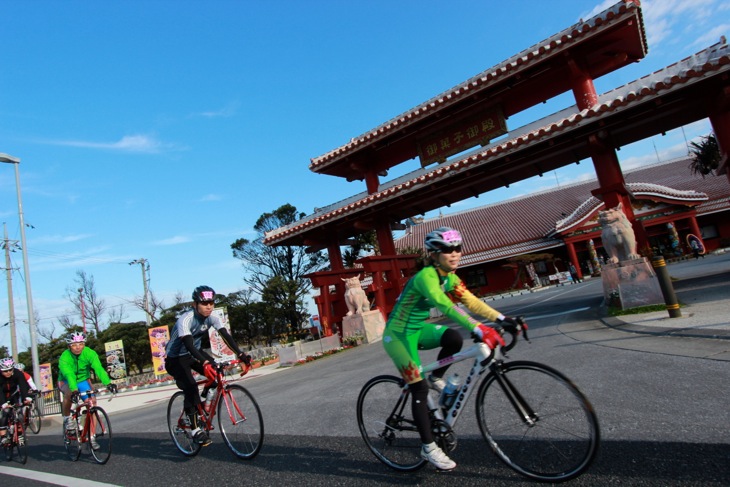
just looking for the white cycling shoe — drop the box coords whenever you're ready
[421,443,456,470]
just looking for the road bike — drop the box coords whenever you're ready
[167,358,264,459]
[356,318,600,482]
[2,402,28,464]
[21,390,42,435]
[64,388,114,464]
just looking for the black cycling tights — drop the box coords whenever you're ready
[433,327,463,379]
[412,328,464,444]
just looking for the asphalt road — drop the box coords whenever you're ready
[3,260,730,486]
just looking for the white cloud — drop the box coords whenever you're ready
[192,101,239,119]
[32,233,94,245]
[40,134,184,154]
[199,194,222,202]
[152,235,191,246]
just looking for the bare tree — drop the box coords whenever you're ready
[132,290,165,323]
[107,303,127,325]
[65,270,107,334]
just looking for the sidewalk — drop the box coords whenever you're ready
[42,362,286,429]
[561,251,730,361]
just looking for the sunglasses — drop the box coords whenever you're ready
[199,301,215,306]
[435,245,462,254]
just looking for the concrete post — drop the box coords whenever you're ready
[651,256,681,318]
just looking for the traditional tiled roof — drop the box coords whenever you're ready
[264,40,730,246]
[394,157,729,266]
[554,182,708,233]
[309,0,646,172]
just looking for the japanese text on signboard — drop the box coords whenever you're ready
[418,107,507,167]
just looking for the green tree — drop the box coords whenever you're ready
[689,133,721,178]
[343,230,378,268]
[221,290,271,348]
[231,204,327,330]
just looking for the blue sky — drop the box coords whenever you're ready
[1,0,729,349]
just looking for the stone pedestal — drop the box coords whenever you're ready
[601,257,664,309]
[342,310,386,344]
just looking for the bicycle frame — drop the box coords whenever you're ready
[418,341,499,426]
[188,360,250,432]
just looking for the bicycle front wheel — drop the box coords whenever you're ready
[476,361,600,482]
[356,375,426,472]
[28,404,41,434]
[64,416,82,461]
[166,391,201,457]
[13,419,27,464]
[218,385,264,459]
[88,407,112,464]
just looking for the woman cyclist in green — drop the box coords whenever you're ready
[383,226,521,471]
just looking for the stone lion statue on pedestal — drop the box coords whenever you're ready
[598,202,641,264]
[342,275,370,316]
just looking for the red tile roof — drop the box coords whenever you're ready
[264,40,730,247]
[394,157,729,266]
[309,0,646,172]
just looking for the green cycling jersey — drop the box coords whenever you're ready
[58,347,111,392]
[387,264,500,334]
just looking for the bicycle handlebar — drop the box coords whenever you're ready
[473,316,529,352]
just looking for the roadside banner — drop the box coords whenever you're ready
[39,362,53,392]
[148,326,170,376]
[209,307,236,360]
[105,340,127,382]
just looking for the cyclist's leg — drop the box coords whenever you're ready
[0,408,9,444]
[418,324,462,380]
[383,329,432,443]
[76,380,94,432]
[166,356,209,444]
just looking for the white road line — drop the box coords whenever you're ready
[0,465,121,487]
[524,307,592,321]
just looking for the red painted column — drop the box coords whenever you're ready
[565,240,583,280]
[327,242,344,271]
[588,134,650,252]
[688,214,702,237]
[365,170,380,194]
[709,109,730,184]
[568,58,599,110]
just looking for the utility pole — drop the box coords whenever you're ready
[2,223,19,361]
[129,258,150,326]
[78,287,87,333]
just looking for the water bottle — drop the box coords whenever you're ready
[438,374,461,410]
[204,389,215,413]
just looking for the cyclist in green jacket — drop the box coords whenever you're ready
[383,226,519,471]
[58,332,117,438]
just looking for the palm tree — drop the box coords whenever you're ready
[689,134,721,178]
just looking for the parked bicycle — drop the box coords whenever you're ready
[22,390,41,435]
[356,318,600,482]
[167,358,264,459]
[3,402,28,464]
[64,388,115,464]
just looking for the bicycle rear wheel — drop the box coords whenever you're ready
[356,375,426,472]
[64,416,82,461]
[166,391,202,457]
[88,407,112,464]
[218,385,264,459]
[476,361,600,482]
[28,404,41,434]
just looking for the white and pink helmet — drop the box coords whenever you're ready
[65,331,87,344]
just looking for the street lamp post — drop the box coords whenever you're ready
[0,153,41,384]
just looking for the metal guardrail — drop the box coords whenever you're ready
[37,389,62,417]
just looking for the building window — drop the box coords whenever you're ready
[466,269,487,288]
[700,225,718,239]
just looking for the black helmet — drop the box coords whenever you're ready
[192,285,216,303]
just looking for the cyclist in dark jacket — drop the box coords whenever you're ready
[165,285,251,446]
[0,358,31,445]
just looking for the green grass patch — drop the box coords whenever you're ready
[608,303,675,316]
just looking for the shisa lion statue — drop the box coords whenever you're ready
[342,275,370,316]
[598,202,641,264]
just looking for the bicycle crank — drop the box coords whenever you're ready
[431,419,457,452]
